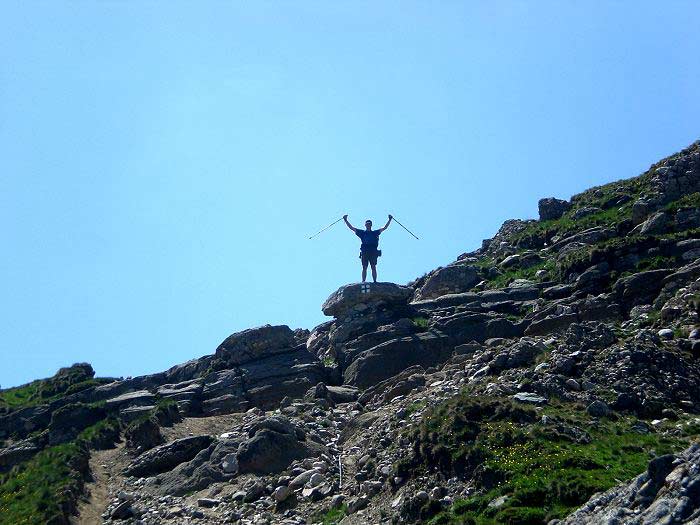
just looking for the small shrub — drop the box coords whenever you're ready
[313,504,348,524]
[412,317,430,329]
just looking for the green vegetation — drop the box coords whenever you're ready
[0,415,126,524]
[495,156,671,252]
[0,442,88,525]
[395,394,691,525]
[406,399,427,416]
[635,255,676,272]
[508,197,635,251]
[322,355,338,368]
[124,397,179,431]
[487,260,551,290]
[313,504,348,524]
[0,364,111,412]
[551,235,659,282]
[77,417,121,449]
[0,370,118,522]
[677,418,700,437]
[471,256,554,290]
[413,317,430,329]
[664,192,700,214]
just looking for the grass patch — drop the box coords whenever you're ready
[0,416,125,524]
[322,355,338,368]
[664,192,700,214]
[509,200,636,251]
[0,364,111,412]
[396,394,691,525]
[77,417,121,449]
[488,145,699,254]
[483,259,551,290]
[0,442,89,525]
[406,399,427,416]
[413,317,430,329]
[552,235,660,282]
[636,255,676,272]
[313,504,348,524]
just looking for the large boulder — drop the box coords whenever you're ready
[155,440,238,496]
[337,319,418,366]
[237,416,325,475]
[538,197,570,220]
[202,370,245,400]
[124,435,214,477]
[200,336,327,415]
[240,346,326,409]
[413,265,480,301]
[343,332,451,389]
[613,269,673,310]
[125,417,163,454]
[434,311,522,344]
[214,324,297,366]
[162,356,214,384]
[648,142,700,203]
[322,282,413,318]
[629,211,669,236]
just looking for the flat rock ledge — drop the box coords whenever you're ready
[321,282,413,318]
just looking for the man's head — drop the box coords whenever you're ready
[365,220,372,230]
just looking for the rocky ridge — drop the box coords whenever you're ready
[1,140,700,524]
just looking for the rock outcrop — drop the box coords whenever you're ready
[321,282,413,317]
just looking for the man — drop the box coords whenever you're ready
[343,214,393,283]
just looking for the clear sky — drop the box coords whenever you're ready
[1,2,698,388]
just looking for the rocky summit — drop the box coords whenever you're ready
[3,140,700,525]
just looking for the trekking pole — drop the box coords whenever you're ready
[392,216,419,240]
[308,216,344,239]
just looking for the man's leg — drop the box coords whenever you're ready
[362,260,368,282]
[370,263,377,283]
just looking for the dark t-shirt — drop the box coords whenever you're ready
[355,228,381,252]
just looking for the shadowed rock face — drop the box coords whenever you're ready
[538,197,571,220]
[343,332,451,389]
[124,435,214,477]
[321,282,413,318]
[214,324,297,366]
[237,428,326,475]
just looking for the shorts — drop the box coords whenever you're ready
[360,249,379,266]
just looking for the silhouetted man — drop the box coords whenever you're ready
[343,214,393,283]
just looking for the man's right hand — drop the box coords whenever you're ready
[343,214,348,220]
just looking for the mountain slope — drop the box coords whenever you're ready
[1,139,700,525]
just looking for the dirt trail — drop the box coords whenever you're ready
[161,413,241,441]
[71,413,241,524]
[73,442,129,525]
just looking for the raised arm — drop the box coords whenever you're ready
[378,214,393,233]
[343,214,357,232]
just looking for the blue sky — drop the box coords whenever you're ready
[1,2,698,388]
